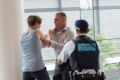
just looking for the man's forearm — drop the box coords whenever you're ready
[50,40,64,49]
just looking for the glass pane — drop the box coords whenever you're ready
[100,10,120,39]
[99,0,120,6]
[24,0,58,9]
[80,10,95,39]
[61,0,80,7]
[80,0,92,9]
[99,39,120,80]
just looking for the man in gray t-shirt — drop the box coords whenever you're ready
[46,12,75,80]
[20,15,50,80]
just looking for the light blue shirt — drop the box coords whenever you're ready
[58,40,75,63]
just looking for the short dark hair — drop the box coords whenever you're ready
[27,15,42,27]
[75,20,89,33]
[56,12,67,18]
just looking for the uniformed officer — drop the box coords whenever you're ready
[56,20,103,80]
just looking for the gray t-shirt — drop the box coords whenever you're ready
[19,30,45,72]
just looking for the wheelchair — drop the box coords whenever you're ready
[68,70,105,80]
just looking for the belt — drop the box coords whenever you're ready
[76,74,97,78]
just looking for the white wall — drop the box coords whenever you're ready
[0,0,24,80]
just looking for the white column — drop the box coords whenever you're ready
[0,0,24,80]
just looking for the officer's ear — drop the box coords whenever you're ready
[76,29,80,34]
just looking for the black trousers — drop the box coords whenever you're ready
[23,67,50,80]
[53,64,62,80]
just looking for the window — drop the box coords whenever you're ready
[96,0,120,79]
[100,10,120,39]
[99,0,120,6]
[24,0,120,79]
